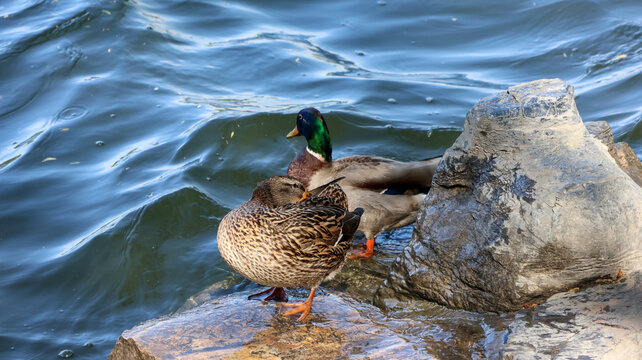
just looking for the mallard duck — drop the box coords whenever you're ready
[217,175,363,321]
[286,107,441,259]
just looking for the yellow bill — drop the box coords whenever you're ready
[286,127,300,138]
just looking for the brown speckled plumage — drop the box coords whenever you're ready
[217,176,362,290]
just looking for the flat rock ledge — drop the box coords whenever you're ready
[108,274,641,360]
[380,78,642,313]
[500,271,641,360]
[108,289,432,359]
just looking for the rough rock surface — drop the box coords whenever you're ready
[380,79,642,312]
[500,271,641,360]
[108,275,641,360]
[108,289,434,359]
[585,121,642,187]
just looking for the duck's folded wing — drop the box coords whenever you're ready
[309,177,345,196]
[300,183,348,209]
[328,155,441,190]
[271,205,348,249]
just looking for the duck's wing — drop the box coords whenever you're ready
[309,177,345,196]
[304,182,348,209]
[325,155,441,191]
[270,204,361,250]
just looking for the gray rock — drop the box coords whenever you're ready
[500,271,641,360]
[380,79,642,312]
[586,121,642,187]
[108,289,434,359]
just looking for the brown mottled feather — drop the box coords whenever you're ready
[217,177,362,289]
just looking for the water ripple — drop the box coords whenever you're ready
[0,8,92,62]
[55,186,225,259]
[204,32,500,89]
[57,105,88,121]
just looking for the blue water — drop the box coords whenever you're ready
[1,0,640,358]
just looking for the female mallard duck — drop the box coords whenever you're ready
[217,175,363,321]
[286,107,441,259]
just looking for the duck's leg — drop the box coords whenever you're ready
[248,287,288,302]
[282,287,316,321]
[348,238,376,259]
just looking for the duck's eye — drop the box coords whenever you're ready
[297,114,303,121]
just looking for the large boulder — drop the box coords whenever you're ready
[380,79,642,312]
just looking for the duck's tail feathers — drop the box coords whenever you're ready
[338,207,364,244]
[382,185,431,195]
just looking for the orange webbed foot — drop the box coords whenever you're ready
[282,288,316,321]
[349,238,376,260]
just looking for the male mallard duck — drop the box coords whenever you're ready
[217,175,363,321]
[286,108,441,259]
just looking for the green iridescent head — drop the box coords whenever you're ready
[286,108,332,161]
